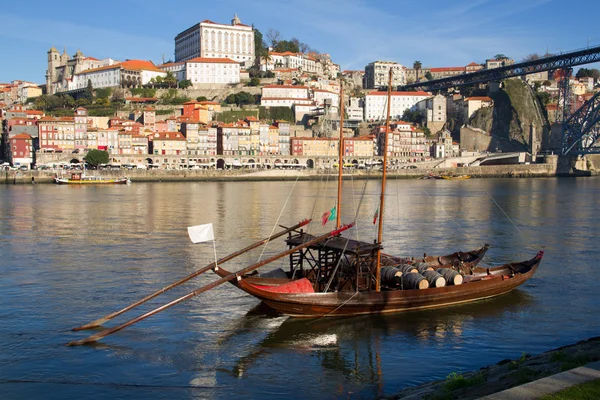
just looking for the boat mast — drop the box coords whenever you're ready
[336,84,345,229]
[375,69,393,292]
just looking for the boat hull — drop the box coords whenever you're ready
[54,177,130,185]
[213,251,543,318]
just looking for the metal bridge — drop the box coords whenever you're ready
[562,91,600,154]
[399,45,600,155]
[400,45,600,92]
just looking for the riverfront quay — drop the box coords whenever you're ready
[1,161,594,184]
[5,154,600,184]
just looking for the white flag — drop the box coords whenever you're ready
[188,223,214,243]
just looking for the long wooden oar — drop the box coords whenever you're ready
[67,223,353,346]
[72,219,311,331]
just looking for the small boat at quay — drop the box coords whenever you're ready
[67,70,542,346]
[54,172,130,185]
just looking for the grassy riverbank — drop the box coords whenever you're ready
[384,336,600,400]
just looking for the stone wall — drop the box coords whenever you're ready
[2,162,560,185]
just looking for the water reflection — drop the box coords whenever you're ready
[219,291,534,385]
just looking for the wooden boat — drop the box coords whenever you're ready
[54,172,130,185]
[211,249,543,317]
[441,175,471,180]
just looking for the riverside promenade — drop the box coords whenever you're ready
[2,162,561,184]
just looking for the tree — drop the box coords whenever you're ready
[75,98,90,107]
[522,53,541,62]
[95,88,112,100]
[34,95,51,111]
[494,54,509,60]
[196,96,208,102]
[179,79,193,89]
[60,94,75,108]
[84,149,109,168]
[266,29,281,48]
[413,61,422,83]
[84,79,94,101]
[576,68,600,81]
[274,40,300,53]
[248,77,261,86]
[424,71,434,81]
[260,48,272,70]
[253,27,267,68]
[164,72,177,88]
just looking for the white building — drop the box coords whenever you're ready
[263,51,325,76]
[364,91,430,121]
[312,89,339,108]
[159,62,186,81]
[364,61,406,89]
[261,97,314,108]
[72,60,166,90]
[185,57,240,85]
[261,85,312,108]
[174,15,255,68]
[262,85,310,99]
[346,97,364,121]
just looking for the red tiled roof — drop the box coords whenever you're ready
[186,57,239,64]
[75,60,163,75]
[153,131,185,140]
[121,60,163,72]
[430,67,465,72]
[11,133,33,140]
[465,96,493,102]
[261,97,313,101]
[263,84,309,89]
[38,116,75,122]
[159,61,185,68]
[367,91,430,97]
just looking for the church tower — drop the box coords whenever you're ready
[231,14,241,25]
[46,46,60,95]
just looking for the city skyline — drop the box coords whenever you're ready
[1,0,600,84]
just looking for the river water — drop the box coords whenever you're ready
[1,177,599,399]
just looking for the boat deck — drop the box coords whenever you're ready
[285,233,381,256]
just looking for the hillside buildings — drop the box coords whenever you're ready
[364,91,430,121]
[45,47,166,94]
[174,15,255,68]
[159,57,241,87]
[363,61,406,89]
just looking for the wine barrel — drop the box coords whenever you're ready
[437,268,463,285]
[413,261,433,273]
[397,264,418,274]
[402,272,430,290]
[422,270,446,288]
[380,255,400,267]
[381,266,402,285]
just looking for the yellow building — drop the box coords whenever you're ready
[291,137,338,156]
[268,125,280,154]
[151,131,186,155]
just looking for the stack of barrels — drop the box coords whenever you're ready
[380,262,463,290]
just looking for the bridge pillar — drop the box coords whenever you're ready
[529,123,539,159]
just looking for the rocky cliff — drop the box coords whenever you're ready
[468,79,549,151]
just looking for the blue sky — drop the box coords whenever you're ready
[1,0,599,84]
